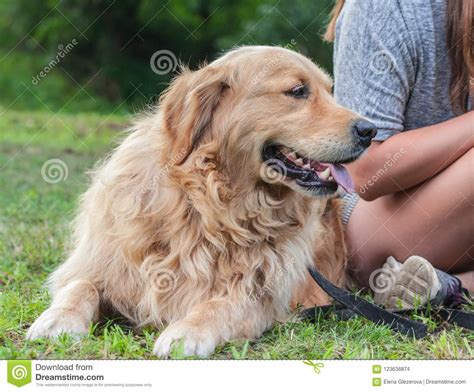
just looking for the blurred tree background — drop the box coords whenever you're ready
[0,0,335,113]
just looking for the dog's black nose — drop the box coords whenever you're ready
[351,119,377,147]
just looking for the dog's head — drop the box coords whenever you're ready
[159,46,376,197]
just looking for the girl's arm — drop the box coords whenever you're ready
[347,111,474,201]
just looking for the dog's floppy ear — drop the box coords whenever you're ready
[160,66,229,164]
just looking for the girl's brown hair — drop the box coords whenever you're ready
[446,0,473,113]
[324,0,473,113]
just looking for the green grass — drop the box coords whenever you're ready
[0,50,126,113]
[0,109,473,360]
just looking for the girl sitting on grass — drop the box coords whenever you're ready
[326,0,472,309]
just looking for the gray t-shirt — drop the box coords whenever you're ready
[333,0,467,224]
[334,0,455,141]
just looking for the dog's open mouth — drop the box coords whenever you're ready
[262,143,354,194]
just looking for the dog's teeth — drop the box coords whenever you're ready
[328,176,334,181]
[319,167,331,180]
[295,158,304,166]
[287,152,297,160]
[303,164,311,169]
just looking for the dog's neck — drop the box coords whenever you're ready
[168,152,315,248]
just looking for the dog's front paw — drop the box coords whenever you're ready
[153,322,217,358]
[26,307,90,340]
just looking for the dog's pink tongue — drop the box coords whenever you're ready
[327,164,354,193]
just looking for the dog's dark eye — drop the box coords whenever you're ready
[285,84,309,99]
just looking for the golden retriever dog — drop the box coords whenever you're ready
[27,46,375,357]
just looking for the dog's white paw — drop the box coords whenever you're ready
[26,307,90,340]
[153,322,217,358]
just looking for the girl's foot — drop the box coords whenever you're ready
[371,255,469,310]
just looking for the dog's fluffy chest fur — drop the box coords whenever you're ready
[111,184,324,327]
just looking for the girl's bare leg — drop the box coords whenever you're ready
[456,271,474,292]
[346,148,473,290]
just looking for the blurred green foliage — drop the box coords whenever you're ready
[0,0,334,113]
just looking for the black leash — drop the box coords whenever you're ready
[438,308,474,330]
[301,303,474,331]
[303,266,474,338]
